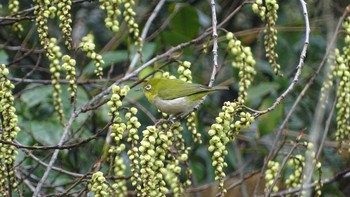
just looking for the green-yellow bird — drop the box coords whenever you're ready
[142,78,228,115]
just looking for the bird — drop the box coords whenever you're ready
[142,77,228,115]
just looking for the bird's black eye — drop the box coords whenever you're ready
[145,84,152,90]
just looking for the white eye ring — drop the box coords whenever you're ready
[145,84,152,90]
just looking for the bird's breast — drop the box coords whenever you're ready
[154,96,198,115]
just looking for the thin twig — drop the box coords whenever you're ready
[15,54,42,86]
[231,141,249,197]
[33,111,77,196]
[56,173,90,197]
[217,0,249,28]
[22,149,84,178]
[209,0,219,88]
[10,77,111,84]
[186,167,259,194]
[125,97,157,123]
[0,44,44,53]
[146,5,180,41]
[316,97,336,159]
[16,171,36,193]
[0,122,111,151]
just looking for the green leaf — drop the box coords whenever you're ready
[61,85,90,127]
[83,50,128,75]
[29,120,62,145]
[0,50,8,64]
[20,84,52,108]
[161,31,190,46]
[257,98,284,137]
[247,82,279,103]
[102,50,128,65]
[141,43,156,62]
[138,66,154,80]
[170,5,199,39]
[124,85,145,104]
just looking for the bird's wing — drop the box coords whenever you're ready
[158,82,210,100]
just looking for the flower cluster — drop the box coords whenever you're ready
[88,171,110,196]
[123,0,142,51]
[314,165,323,197]
[152,124,172,196]
[167,122,190,192]
[108,120,126,154]
[321,15,350,151]
[162,160,183,197]
[264,160,280,193]
[168,122,189,166]
[79,34,104,79]
[34,0,74,49]
[226,32,256,103]
[108,86,126,116]
[0,64,20,195]
[9,0,23,32]
[320,57,336,107]
[137,119,190,196]
[125,107,142,194]
[111,156,127,196]
[178,61,192,82]
[99,0,142,51]
[186,112,201,143]
[62,55,77,103]
[55,0,73,49]
[335,17,350,151]
[34,0,56,50]
[139,126,165,196]
[229,111,254,140]
[106,85,130,196]
[252,0,281,75]
[161,71,176,79]
[99,0,121,32]
[47,38,64,121]
[34,2,67,121]
[264,141,323,196]
[208,101,248,195]
[177,61,201,143]
[285,154,304,190]
[141,121,190,196]
[107,85,130,154]
[304,142,322,197]
[34,0,49,48]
